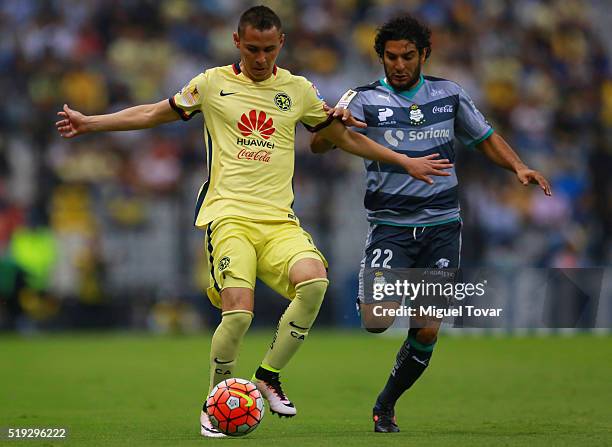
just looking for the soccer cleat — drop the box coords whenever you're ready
[200,409,226,438]
[373,405,400,433]
[253,370,297,417]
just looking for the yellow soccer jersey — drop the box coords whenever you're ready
[169,63,332,227]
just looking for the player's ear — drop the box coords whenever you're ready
[279,33,286,48]
[233,31,240,49]
[421,47,430,64]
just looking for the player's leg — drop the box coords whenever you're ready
[200,219,258,437]
[373,319,441,432]
[358,246,400,332]
[357,223,415,332]
[373,220,461,433]
[208,288,254,391]
[253,222,329,417]
[259,257,328,372]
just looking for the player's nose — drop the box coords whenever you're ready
[255,52,267,64]
[395,61,407,71]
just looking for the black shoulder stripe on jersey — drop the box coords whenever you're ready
[302,114,334,133]
[169,97,188,120]
[354,80,382,92]
[423,75,451,82]
[364,186,459,214]
[168,97,201,121]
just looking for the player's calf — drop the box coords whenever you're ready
[359,301,399,333]
[208,308,253,391]
[413,326,438,345]
[373,327,438,431]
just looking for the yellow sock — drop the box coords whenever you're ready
[209,310,253,392]
[261,279,328,371]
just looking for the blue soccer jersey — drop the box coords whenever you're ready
[342,75,493,226]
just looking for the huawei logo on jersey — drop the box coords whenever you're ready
[238,110,276,140]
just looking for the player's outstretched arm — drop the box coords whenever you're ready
[310,105,365,153]
[316,119,453,184]
[55,100,180,138]
[476,132,552,196]
[310,132,334,154]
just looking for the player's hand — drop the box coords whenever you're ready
[402,154,453,184]
[516,167,552,196]
[55,104,90,138]
[323,103,367,128]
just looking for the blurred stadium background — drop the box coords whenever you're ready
[0,0,610,333]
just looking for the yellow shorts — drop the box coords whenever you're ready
[204,217,327,308]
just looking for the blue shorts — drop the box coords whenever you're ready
[357,219,462,304]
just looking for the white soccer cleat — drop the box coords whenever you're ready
[200,410,226,438]
[254,375,297,417]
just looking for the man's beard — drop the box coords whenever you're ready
[384,60,422,91]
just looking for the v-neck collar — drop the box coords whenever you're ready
[380,74,424,100]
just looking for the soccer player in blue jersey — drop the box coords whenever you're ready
[311,15,552,433]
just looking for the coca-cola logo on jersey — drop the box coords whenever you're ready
[237,149,271,163]
[432,105,454,114]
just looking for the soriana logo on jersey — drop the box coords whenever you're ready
[236,110,276,162]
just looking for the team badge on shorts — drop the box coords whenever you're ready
[435,258,450,268]
[373,271,387,299]
[274,92,292,111]
[409,104,426,125]
[219,256,231,271]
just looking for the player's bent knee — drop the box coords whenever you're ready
[289,257,327,285]
[361,314,394,333]
[221,287,254,313]
[364,325,388,334]
[415,327,439,345]
[359,302,397,333]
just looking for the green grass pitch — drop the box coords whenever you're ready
[1,331,611,446]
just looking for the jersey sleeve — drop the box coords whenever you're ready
[454,86,493,147]
[169,72,208,121]
[337,89,364,122]
[336,88,367,133]
[300,81,333,132]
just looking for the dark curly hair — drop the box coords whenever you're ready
[374,15,432,59]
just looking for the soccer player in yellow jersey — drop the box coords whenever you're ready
[55,6,452,437]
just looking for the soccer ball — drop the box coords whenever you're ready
[205,378,265,436]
